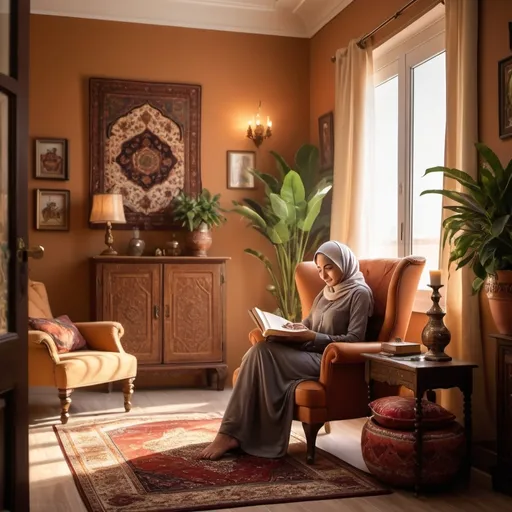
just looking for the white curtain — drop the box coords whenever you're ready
[330,40,374,257]
[441,0,493,440]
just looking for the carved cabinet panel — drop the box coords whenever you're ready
[99,263,162,364]
[493,335,512,495]
[163,264,222,364]
[498,345,512,463]
[91,256,228,390]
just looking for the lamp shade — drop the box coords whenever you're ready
[89,193,126,224]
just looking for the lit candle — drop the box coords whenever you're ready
[429,270,442,286]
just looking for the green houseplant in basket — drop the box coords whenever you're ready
[421,142,512,334]
[171,189,226,257]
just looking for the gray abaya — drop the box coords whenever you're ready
[219,287,372,458]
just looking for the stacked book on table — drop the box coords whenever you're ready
[380,337,421,357]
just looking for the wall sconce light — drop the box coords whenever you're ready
[246,100,272,148]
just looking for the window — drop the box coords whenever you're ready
[369,6,446,310]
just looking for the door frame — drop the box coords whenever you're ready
[0,0,31,510]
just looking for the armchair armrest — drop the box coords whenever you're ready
[28,330,61,363]
[248,328,264,346]
[74,321,125,353]
[319,341,394,420]
[320,341,381,387]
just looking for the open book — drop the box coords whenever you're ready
[248,307,308,340]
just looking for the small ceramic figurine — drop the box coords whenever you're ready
[155,248,163,256]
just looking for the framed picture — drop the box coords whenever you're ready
[35,138,68,180]
[318,112,334,170]
[227,150,256,189]
[35,189,70,231]
[498,55,512,139]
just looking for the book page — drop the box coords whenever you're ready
[252,308,307,334]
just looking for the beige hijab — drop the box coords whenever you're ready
[314,240,374,316]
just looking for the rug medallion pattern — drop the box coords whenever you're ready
[54,416,389,512]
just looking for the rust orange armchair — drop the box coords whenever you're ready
[233,256,426,463]
[28,279,137,424]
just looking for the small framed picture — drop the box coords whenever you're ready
[35,189,70,231]
[498,55,512,139]
[227,150,256,189]
[318,112,334,170]
[34,138,68,180]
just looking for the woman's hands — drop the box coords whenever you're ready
[282,322,308,331]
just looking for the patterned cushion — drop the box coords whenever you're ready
[28,315,88,353]
[369,396,455,431]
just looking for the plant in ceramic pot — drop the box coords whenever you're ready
[421,143,512,334]
[171,189,226,257]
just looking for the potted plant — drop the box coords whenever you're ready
[232,144,332,322]
[421,143,512,334]
[171,189,226,257]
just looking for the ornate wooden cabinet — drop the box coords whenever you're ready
[91,256,229,389]
[492,334,512,495]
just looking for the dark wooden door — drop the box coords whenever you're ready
[0,0,31,510]
[163,264,223,364]
[100,263,162,364]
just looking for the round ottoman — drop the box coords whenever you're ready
[361,397,465,488]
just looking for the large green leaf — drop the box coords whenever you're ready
[270,150,291,180]
[424,166,481,193]
[492,215,510,237]
[231,205,267,229]
[299,198,323,232]
[281,170,305,205]
[267,221,290,244]
[295,145,320,195]
[244,248,274,273]
[422,189,488,216]
[270,193,289,221]
[476,143,505,183]
[250,170,280,194]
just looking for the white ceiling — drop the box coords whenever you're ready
[31,0,354,38]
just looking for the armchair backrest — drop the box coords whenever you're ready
[28,279,53,319]
[295,256,426,342]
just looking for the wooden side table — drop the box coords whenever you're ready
[362,353,477,494]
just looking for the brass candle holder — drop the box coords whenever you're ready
[421,284,452,362]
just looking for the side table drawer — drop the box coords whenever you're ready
[371,364,415,389]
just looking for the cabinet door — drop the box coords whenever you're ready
[500,346,512,462]
[101,263,162,364]
[163,264,224,364]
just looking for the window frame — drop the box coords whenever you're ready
[372,8,446,312]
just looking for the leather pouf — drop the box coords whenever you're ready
[361,418,465,488]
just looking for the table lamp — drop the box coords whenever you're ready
[89,193,126,255]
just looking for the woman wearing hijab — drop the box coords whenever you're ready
[200,241,373,460]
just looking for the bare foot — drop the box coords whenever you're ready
[200,433,239,460]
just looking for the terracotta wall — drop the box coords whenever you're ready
[310,0,512,431]
[478,0,512,423]
[28,15,310,384]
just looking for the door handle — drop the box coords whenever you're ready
[153,305,160,319]
[16,238,44,261]
[165,304,170,318]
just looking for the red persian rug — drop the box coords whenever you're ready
[54,415,389,511]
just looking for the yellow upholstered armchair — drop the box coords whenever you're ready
[28,279,137,424]
[234,256,426,463]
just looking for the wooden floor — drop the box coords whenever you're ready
[29,387,512,512]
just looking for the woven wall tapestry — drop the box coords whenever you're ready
[89,77,202,229]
